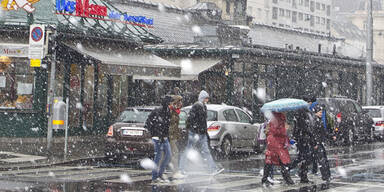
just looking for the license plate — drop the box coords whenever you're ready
[122,130,143,136]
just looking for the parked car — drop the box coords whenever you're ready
[182,104,265,156]
[317,97,374,145]
[362,106,384,140]
[105,106,187,161]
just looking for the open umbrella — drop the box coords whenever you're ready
[260,98,309,113]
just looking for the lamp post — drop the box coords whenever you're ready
[366,0,373,105]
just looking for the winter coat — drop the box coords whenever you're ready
[311,115,331,146]
[265,112,291,165]
[144,96,172,140]
[292,109,314,145]
[186,91,209,135]
[169,106,182,140]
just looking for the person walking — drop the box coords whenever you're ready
[145,95,173,183]
[289,108,317,183]
[261,112,294,187]
[168,95,185,179]
[180,90,224,175]
[311,104,332,184]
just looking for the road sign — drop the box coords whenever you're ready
[28,24,45,59]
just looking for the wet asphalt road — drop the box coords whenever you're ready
[1,141,384,191]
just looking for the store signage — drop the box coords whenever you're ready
[55,0,154,28]
[30,59,41,67]
[0,44,29,57]
[1,0,39,13]
[28,24,45,59]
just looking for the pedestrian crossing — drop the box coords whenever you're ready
[0,165,336,191]
[2,165,384,191]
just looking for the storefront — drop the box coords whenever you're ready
[146,45,384,121]
[0,0,180,137]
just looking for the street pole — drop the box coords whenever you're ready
[64,97,69,161]
[47,30,57,152]
[366,0,373,105]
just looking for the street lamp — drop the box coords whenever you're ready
[366,0,373,105]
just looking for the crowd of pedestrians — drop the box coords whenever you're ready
[144,89,333,187]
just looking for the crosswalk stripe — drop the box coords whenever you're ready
[0,166,93,176]
[201,178,257,190]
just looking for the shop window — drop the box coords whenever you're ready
[0,57,34,109]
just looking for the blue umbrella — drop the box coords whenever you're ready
[260,98,309,113]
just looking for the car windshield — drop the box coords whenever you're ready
[365,109,382,118]
[117,109,152,123]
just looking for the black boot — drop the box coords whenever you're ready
[261,164,274,187]
[281,164,294,185]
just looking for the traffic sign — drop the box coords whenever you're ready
[28,24,45,59]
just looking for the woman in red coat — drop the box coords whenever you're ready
[261,112,294,186]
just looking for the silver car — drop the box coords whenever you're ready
[363,106,384,139]
[182,104,265,156]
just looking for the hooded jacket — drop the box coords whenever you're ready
[145,95,173,140]
[186,91,209,135]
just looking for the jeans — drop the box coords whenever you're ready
[152,138,172,180]
[179,131,217,173]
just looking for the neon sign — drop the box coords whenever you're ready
[55,0,154,28]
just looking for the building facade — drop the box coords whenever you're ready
[333,0,384,64]
[248,0,332,35]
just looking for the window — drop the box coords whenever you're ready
[236,109,252,123]
[0,58,34,109]
[292,11,297,22]
[316,2,320,10]
[322,4,325,10]
[272,7,278,19]
[292,0,297,8]
[326,19,330,29]
[286,10,291,17]
[305,0,309,7]
[321,17,325,25]
[234,0,245,16]
[207,110,218,121]
[326,5,330,16]
[299,0,303,5]
[279,8,285,16]
[310,1,315,12]
[310,15,314,26]
[273,0,278,4]
[298,12,303,20]
[316,16,320,24]
[223,109,238,122]
[365,109,382,118]
[226,0,230,14]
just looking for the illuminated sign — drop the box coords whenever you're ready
[1,0,39,13]
[55,0,154,28]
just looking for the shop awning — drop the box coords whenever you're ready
[133,58,221,81]
[63,42,180,78]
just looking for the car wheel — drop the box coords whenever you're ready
[221,136,232,157]
[254,141,265,153]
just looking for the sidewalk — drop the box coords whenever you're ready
[0,135,106,168]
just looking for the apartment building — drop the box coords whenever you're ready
[143,0,198,8]
[333,0,384,64]
[248,0,332,35]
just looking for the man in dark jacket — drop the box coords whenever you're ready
[179,90,224,175]
[310,104,332,183]
[145,95,173,183]
[289,108,315,183]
